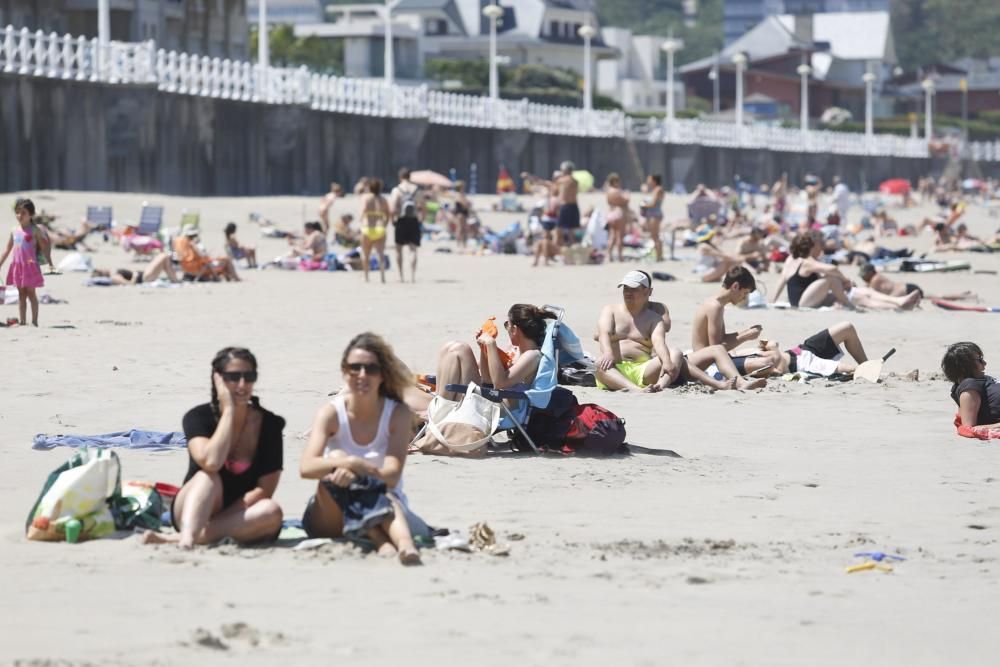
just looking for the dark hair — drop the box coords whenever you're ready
[14,197,35,217]
[399,167,411,181]
[722,266,756,291]
[941,342,983,384]
[224,222,237,238]
[790,232,816,258]
[507,303,556,347]
[305,221,322,233]
[606,172,621,187]
[341,332,412,401]
[648,174,662,186]
[369,178,383,196]
[210,347,258,417]
[859,262,876,279]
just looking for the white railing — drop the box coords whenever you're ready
[6,24,995,159]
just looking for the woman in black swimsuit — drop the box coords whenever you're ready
[773,232,853,308]
[452,180,471,249]
[141,347,285,549]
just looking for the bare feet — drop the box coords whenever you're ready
[139,529,180,545]
[376,542,397,558]
[735,376,767,390]
[901,290,921,310]
[398,544,422,566]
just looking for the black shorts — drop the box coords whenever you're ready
[541,219,557,232]
[730,354,748,375]
[394,218,421,247]
[905,282,923,298]
[558,203,580,229]
[800,329,841,360]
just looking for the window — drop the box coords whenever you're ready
[574,23,581,38]
[550,20,558,37]
[426,18,447,35]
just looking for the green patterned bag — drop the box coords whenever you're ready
[25,447,121,542]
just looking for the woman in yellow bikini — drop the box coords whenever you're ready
[359,178,391,283]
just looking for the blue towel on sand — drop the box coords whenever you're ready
[33,430,187,451]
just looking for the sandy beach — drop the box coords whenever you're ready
[1,187,998,666]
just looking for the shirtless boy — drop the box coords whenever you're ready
[859,263,975,302]
[595,270,765,392]
[692,266,782,375]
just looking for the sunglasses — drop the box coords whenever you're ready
[220,370,258,383]
[345,362,382,376]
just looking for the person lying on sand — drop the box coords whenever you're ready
[141,347,284,549]
[942,342,1000,434]
[772,321,870,376]
[692,266,782,375]
[91,252,180,285]
[299,333,427,565]
[594,270,766,392]
[858,263,975,302]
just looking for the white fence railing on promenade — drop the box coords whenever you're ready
[4,24,999,160]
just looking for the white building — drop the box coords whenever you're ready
[598,27,685,114]
[246,0,323,26]
[294,0,616,83]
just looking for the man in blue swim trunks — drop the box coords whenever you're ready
[554,160,580,246]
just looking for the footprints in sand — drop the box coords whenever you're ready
[185,623,287,652]
[592,538,739,560]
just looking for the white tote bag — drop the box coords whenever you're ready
[425,382,502,453]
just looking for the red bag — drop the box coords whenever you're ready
[564,404,627,455]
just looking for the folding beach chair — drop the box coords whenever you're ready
[414,306,586,455]
[122,204,165,256]
[85,206,113,232]
[179,210,200,233]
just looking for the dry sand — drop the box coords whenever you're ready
[0,188,998,666]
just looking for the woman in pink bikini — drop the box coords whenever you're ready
[0,198,52,326]
[142,347,285,549]
[605,173,630,262]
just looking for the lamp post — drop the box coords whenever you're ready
[661,36,683,142]
[922,77,935,148]
[862,71,876,149]
[732,52,747,143]
[257,0,269,100]
[482,4,504,104]
[578,24,596,113]
[383,0,394,88]
[796,63,811,145]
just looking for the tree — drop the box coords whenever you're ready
[892,0,1000,68]
[250,24,344,74]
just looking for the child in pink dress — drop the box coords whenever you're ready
[0,198,46,326]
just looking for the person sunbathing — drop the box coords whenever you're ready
[224,222,257,268]
[847,283,921,310]
[318,181,343,234]
[692,229,742,283]
[46,221,97,251]
[858,263,974,301]
[942,342,1000,435]
[299,333,428,565]
[333,213,359,247]
[772,232,853,308]
[287,221,328,262]
[772,322,870,376]
[91,252,180,285]
[595,270,765,392]
[141,347,284,549]
[174,226,240,282]
[692,266,782,374]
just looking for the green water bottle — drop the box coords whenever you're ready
[64,519,82,543]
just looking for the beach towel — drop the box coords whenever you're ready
[32,430,187,451]
[321,477,394,539]
[954,415,1000,440]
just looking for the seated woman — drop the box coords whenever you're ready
[942,342,1000,437]
[299,333,426,565]
[174,227,240,282]
[692,229,741,283]
[91,252,180,285]
[142,347,284,548]
[224,222,257,268]
[434,304,556,402]
[772,232,853,308]
[287,221,328,263]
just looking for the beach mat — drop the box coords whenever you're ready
[33,430,187,451]
[931,299,1000,313]
[890,260,971,273]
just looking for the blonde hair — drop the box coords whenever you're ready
[341,332,412,401]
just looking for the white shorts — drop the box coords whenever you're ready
[796,349,842,376]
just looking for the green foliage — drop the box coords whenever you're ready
[596,0,723,67]
[250,24,344,75]
[424,59,491,87]
[891,0,1000,68]
[821,114,1000,140]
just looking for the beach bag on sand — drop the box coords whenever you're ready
[421,382,501,455]
[564,404,627,456]
[510,386,578,453]
[109,481,164,531]
[25,447,121,542]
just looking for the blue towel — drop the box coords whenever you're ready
[32,430,187,451]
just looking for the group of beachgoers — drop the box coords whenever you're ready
[136,276,998,562]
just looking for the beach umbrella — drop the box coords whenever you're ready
[410,170,454,188]
[572,170,594,192]
[878,178,911,195]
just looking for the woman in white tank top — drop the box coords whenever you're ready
[299,332,424,565]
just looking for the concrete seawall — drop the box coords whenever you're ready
[3,74,975,197]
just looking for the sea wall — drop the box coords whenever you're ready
[3,74,967,198]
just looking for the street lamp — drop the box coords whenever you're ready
[796,63,811,144]
[921,77,935,147]
[383,0,396,88]
[732,52,747,142]
[578,24,596,113]
[661,36,683,141]
[482,4,504,103]
[862,71,876,148]
[258,0,269,100]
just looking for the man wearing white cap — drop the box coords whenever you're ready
[593,270,682,392]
